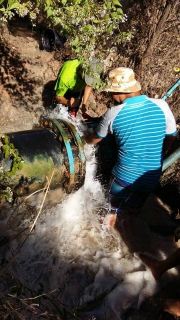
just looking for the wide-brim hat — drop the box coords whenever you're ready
[103,67,141,93]
[84,57,103,88]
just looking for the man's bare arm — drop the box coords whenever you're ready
[55,95,79,108]
[81,86,93,116]
[82,86,93,105]
[83,131,102,145]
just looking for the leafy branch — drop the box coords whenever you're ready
[0,133,24,203]
[0,0,130,60]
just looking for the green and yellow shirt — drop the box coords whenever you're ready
[54,59,86,97]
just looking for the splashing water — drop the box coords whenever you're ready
[1,106,180,320]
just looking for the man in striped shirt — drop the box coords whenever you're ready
[84,67,177,227]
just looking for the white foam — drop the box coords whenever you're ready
[1,116,179,319]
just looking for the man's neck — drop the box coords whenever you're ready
[120,91,141,102]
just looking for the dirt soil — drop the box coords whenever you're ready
[0,3,180,319]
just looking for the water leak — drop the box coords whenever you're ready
[0,105,180,320]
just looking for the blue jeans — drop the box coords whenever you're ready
[108,175,155,214]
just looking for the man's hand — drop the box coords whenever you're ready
[69,97,79,108]
[83,130,102,144]
[55,95,79,108]
[81,103,87,115]
[83,131,92,143]
[81,104,94,120]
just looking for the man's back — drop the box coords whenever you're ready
[84,67,177,221]
[54,59,85,97]
[96,95,177,189]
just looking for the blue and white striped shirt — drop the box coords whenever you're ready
[96,95,177,189]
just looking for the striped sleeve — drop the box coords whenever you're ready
[96,104,124,138]
[149,98,177,135]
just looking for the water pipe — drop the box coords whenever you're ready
[162,78,180,100]
[0,119,86,198]
[0,117,180,201]
[162,145,180,172]
[0,77,180,201]
[161,77,180,170]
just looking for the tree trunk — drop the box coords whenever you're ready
[137,0,175,74]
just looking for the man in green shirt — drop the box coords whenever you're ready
[54,57,103,116]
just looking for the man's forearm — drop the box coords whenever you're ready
[82,86,93,105]
[83,131,102,144]
[55,95,70,106]
[55,96,79,108]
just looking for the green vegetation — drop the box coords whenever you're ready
[0,0,130,59]
[0,134,23,177]
[0,133,23,203]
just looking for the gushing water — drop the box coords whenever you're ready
[1,106,180,320]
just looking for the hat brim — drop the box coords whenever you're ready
[103,80,141,93]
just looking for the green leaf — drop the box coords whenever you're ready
[112,0,122,6]
[73,47,80,53]
[83,24,93,32]
[72,36,79,49]
[110,12,118,18]
[2,145,10,158]
[4,136,10,144]
[65,5,73,11]
[72,0,82,3]
[8,0,17,7]
[46,7,53,18]
[0,0,5,5]
[107,25,113,33]
[117,7,123,14]
[107,2,111,10]
[9,3,20,10]
[104,14,110,23]
[93,19,100,23]
[82,7,88,15]
[45,0,52,6]
[36,0,42,6]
